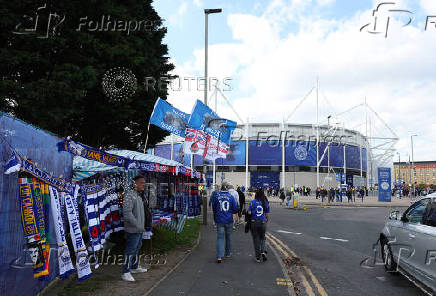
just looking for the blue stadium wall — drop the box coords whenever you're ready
[153,141,367,172]
[0,113,73,296]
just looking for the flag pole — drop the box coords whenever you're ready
[143,123,151,153]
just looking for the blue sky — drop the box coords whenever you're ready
[151,0,436,163]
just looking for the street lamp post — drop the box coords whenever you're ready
[202,8,222,225]
[396,152,401,196]
[411,134,417,197]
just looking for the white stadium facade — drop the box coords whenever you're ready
[149,122,375,190]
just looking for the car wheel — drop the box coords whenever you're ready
[381,239,397,272]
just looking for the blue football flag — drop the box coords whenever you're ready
[149,98,190,137]
[188,100,237,144]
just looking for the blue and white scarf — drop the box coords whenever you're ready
[63,186,92,281]
[49,186,75,279]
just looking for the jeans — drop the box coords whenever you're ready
[216,223,233,258]
[251,220,266,259]
[123,232,143,273]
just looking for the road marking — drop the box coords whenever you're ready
[277,230,302,235]
[334,238,349,242]
[320,236,349,242]
[276,278,293,286]
[267,233,314,296]
[268,233,328,296]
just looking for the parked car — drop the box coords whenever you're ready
[380,192,436,295]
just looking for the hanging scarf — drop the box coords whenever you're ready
[97,186,109,244]
[49,186,75,279]
[63,186,92,281]
[18,177,49,279]
[83,184,104,254]
[57,138,199,176]
[20,158,74,194]
[57,138,128,168]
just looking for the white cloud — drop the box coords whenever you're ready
[420,0,436,14]
[192,0,203,8]
[317,0,335,6]
[167,0,436,161]
[168,1,189,28]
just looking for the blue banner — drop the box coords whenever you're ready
[150,98,189,137]
[249,140,281,165]
[188,100,236,144]
[335,173,345,183]
[362,148,368,171]
[250,172,280,189]
[346,145,361,169]
[154,144,171,160]
[329,144,344,168]
[172,143,191,167]
[318,142,329,167]
[378,167,391,202]
[216,141,246,165]
[285,141,317,166]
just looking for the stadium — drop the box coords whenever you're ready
[149,122,372,190]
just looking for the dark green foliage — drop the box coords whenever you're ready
[0,0,173,149]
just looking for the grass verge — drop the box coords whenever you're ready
[56,217,201,296]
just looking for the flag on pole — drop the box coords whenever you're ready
[184,128,228,160]
[188,100,236,144]
[184,128,208,156]
[149,98,189,137]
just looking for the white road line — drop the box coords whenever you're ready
[277,230,302,235]
[320,236,349,242]
[334,238,349,242]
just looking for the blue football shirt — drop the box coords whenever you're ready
[211,191,238,224]
[248,199,270,221]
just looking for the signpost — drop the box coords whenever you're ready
[378,167,392,202]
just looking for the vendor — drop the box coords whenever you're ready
[121,175,148,281]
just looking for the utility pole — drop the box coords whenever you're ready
[202,8,222,225]
[411,134,417,197]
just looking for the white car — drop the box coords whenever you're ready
[380,193,436,295]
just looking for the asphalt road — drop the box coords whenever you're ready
[268,205,426,296]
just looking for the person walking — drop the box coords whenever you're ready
[279,188,285,205]
[211,182,239,263]
[248,189,270,263]
[228,184,240,229]
[121,175,148,282]
[237,186,245,224]
[329,187,335,203]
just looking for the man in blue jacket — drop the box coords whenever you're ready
[211,182,238,263]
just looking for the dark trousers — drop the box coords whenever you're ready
[251,220,266,259]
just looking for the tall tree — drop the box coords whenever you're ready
[0,0,173,150]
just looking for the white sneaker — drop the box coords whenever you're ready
[131,266,148,273]
[121,272,135,282]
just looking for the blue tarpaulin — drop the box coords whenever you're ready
[0,112,73,296]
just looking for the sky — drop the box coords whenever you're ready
[152,0,436,163]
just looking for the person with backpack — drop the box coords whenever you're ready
[248,189,270,263]
[210,182,239,263]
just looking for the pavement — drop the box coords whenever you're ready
[149,200,426,296]
[149,216,291,296]
[265,194,414,208]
